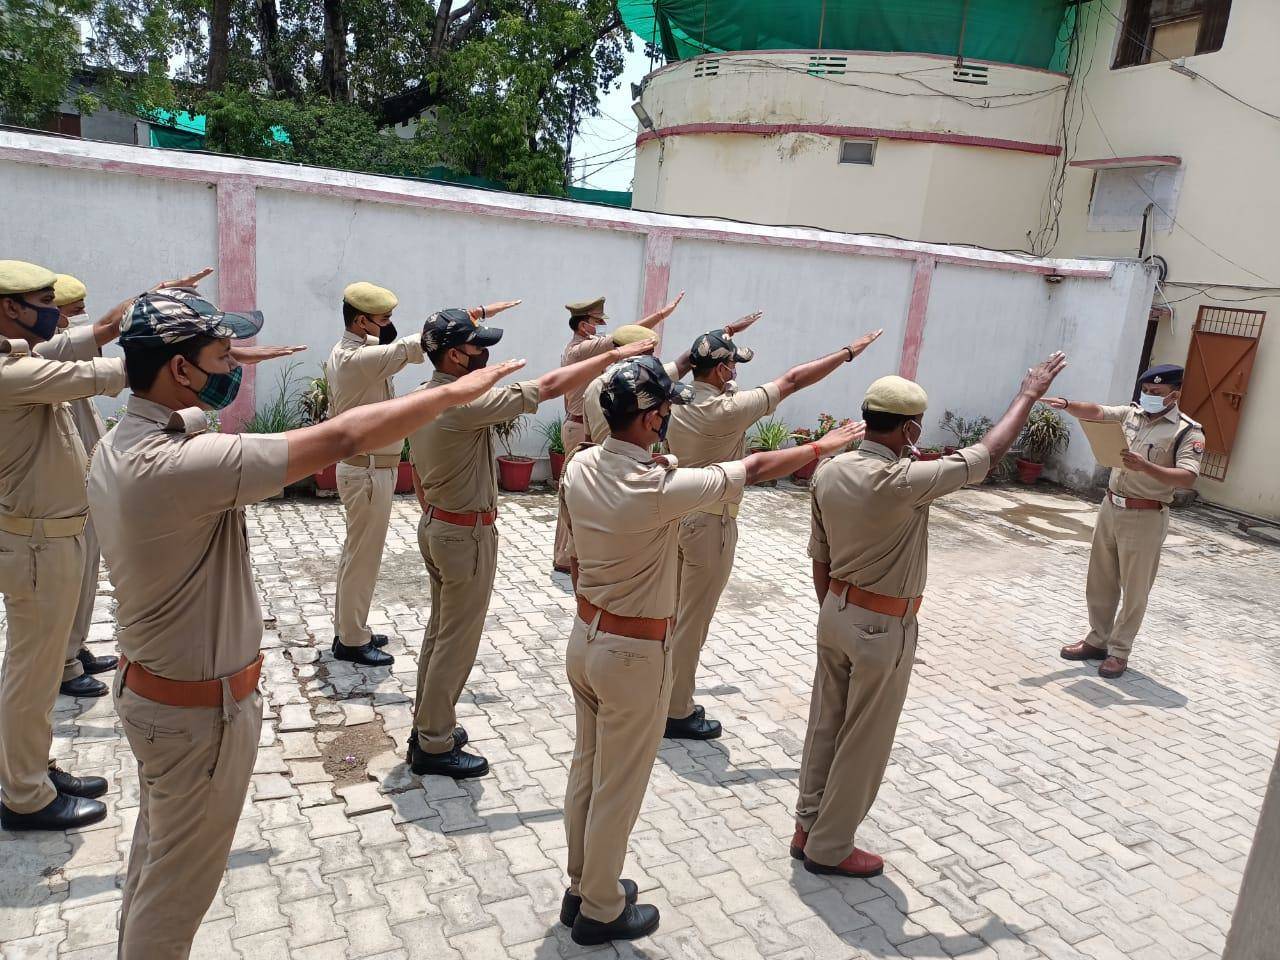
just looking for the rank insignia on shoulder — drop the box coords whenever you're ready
[1192,439,1205,454]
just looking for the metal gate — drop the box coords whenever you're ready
[1180,306,1266,481]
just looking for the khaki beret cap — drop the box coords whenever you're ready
[566,296,607,319]
[343,281,398,315]
[611,324,658,347]
[863,375,928,416]
[0,260,58,297]
[53,274,87,307]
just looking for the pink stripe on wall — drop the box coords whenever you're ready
[899,257,936,380]
[641,230,674,352]
[215,178,258,433]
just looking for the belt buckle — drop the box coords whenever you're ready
[1112,494,1128,509]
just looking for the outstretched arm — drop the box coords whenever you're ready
[772,329,883,400]
[742,422,864,485]
[92,267,216,347]
[283,359,526,484]
[536,338,656,402]
[635,291,685,330]
[1042,396,1107,421]
[978,352,1069,464]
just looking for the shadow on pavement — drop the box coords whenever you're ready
[1021,666,1188,709]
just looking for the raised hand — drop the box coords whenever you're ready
[815,421,865,456]
[1020,351,1068,400]
[1041,396,1069,409]
[152,267,214,291]
[230,344,306,365]
[615,337,658,360]
[848,328,884,358]
[654,291,684,322]
[727,310,763,336]
[458,358,527,396]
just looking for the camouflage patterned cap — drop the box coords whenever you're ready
[421,307,504,354]
[600,355,694,419]
[690,328,754,367]
[119,288,264,347]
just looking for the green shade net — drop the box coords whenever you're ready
[619,0,1071,69]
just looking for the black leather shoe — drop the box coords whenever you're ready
[405,727,468,761]
[664,706,722,740]
[409,741,488,779]
[330,639,394,667]
[47,765,108,800]
[1,792,107,831]
[561,879,638,927]
[76,649,119,675]
[570,903,660,946]
[59,674,109,698]
[335,634,389,649]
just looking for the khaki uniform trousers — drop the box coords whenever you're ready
[1084,497,1169,659]
[334,463,397,647]
[62,513,100,681]
[668,510,738,720]
[565,614,672,922]
[552,419,589,569]
[413,515,498,753]
[115,684,262,959]
[0,525,84,812]
[796,592,918,866]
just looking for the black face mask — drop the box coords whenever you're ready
[377,321,398,345]
[462,347,489,371]
[656,410,671,441]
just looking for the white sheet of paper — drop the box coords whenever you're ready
[1080,418,1129,469]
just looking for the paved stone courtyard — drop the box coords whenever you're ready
[2,481,1278,960]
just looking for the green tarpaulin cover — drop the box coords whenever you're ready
[619,0,1071,69]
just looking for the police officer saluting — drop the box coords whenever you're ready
[1051,364,1204,679]
[406,309,657,780]
[793,353,1066,879]
[559,356,862,945]
[553,292,683,572]
[664,323,883,739]
[89,287,522,958]
[327,281,519,667]
[0,260,131,831]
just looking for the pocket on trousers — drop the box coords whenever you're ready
[123,714,192,742]
[0,541,34,599]
[606,648,652,667]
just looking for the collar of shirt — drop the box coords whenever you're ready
[430,370,458,386]
[858,440,901,463]
[691,380,727,401]
[341,330,376,347]
[602,436,657,464]
[125,395,208,434]
[1135,401,1180,424]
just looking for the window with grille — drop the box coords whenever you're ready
[1113,0,1232,68]
[839,140,876,165]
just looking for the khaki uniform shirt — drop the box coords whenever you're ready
[327,331,426,457]
[1095,403,1204,503]
[584,361,681,444]
[0,337,126,521]
[88,396,289,681]
[561,333,613,419]
[407,372,541,513]
[809,441,990,599]
[34,324,107,458]
[667,380,782,504]
[561,438,747,619]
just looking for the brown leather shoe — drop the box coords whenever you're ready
[803,847,884,878]
[789,825,808,860]
[1060,640,1107,662]
[1098,656,1128,679]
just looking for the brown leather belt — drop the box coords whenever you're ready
[576,596,669,642]
[119,654,263,708]
[426,504,498,526]
[1107,491,1164,511]
[0,513,87,538]
[830,580,922,618]
[566,414,586,424]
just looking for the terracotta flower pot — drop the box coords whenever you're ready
[395,461,415,494]
[1016,458,1044,484]
[549,451,566,483]
[497,456,535,492]
[791,459,818,484]
[944,446,958,456]
[917,451,943,462]
[314,464,337,491]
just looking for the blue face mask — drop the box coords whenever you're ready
[16,298,61,341]
[1138,392,1169,415]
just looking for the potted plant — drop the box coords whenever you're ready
[538,415,566,483]
[493,415,534,492]
[748,418,792,487]
[940,410,993,456]
[396,439,415,494]
[916,445,944,462]
[1016,403,1070,484]
[301,367,337,491]
[790,414,853,483]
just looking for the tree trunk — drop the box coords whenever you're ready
[257,0,295,95]
[430,0,455,62]
[321,0,350,101]
[208,0,232,90]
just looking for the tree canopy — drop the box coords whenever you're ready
[0,0,630,194]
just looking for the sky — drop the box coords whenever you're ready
[569,43,655,192]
